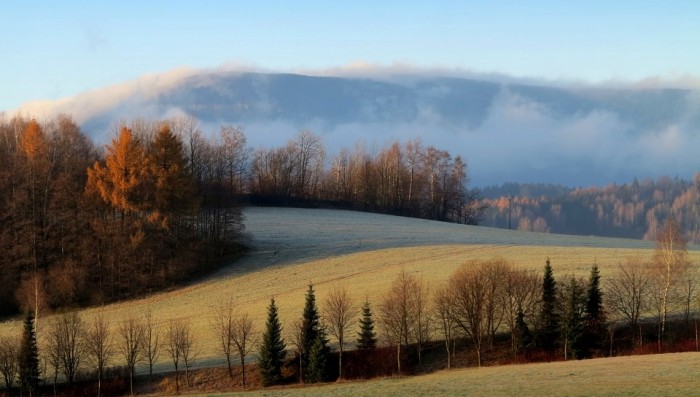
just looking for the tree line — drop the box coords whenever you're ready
[0,114,482,316]
[256,218,697,387]
[249,131,483,224]
[480,176,700,242]
[0,219,694,393]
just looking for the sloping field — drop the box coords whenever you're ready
[1,207,697,372]
[204,351,700,397]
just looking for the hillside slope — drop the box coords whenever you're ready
[0,207,692,373]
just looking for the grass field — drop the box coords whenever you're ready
[199,351,700,397]
[1,207,698,376]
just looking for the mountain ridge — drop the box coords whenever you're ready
[10,70,700,186]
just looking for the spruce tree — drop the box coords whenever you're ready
[514,308,532,353]
[18,311,40,396]
[306,325,330,383]
[582,264,605,358]
[258,298,286,386]
[300,284,321,382]
[356,300,377,350]
[563,277,585,359]
[537,259,560,353]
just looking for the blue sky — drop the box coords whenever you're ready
[1,1,698,112]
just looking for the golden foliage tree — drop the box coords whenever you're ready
[87,127,148,218]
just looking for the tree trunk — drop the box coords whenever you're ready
[338,346,343,380]
[396,343,401,375]
[240,356,247,388]
[444,338,451,369]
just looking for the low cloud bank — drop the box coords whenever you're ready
[9,65,700,187]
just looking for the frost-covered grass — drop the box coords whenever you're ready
[1,207,697,374]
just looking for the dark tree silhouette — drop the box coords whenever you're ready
[18,312,40,396]
[536,259,559,353]
[258,298,286,386]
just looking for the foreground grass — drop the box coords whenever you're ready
[195,352,700,397]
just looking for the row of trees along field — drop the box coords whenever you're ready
[0,114,482,316]
[0,219,694,394]
[480,176,700,243]
[260,218,699,386]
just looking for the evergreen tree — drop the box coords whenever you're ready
[18,311,40,396]
[306,325,330,383]
[300,284,321,382]
[258,298,286,386]
[536,259,560,353]
[356,300,377,350]
[514,308,533,353]
[562,277,586,360]
[582,264,606,358]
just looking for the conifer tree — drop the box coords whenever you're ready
[300,284,321,382]
[514,308,532,353]
[18,311,40,396]
[537,259,559,353]
[562,277,585,360]
[356,300,377,350]
[258,298,286,386]
[582,264,605,358]
[306,325,330,383]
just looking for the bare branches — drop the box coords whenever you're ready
[211,299,236,378]
[323,286,357,379]
[165,319,195,392]
[231,313,255,388]
[119,316,145,395]
[85,312,113,397]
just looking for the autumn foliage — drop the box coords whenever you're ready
[0,116,244,315]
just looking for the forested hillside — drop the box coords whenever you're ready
[0,114,480,315]
[481,177,700,242]
[0,115,244,315]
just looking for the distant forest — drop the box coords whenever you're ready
[0,114,481,315]
[480,177,700,242]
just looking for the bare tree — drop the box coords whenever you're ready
[119,317,145,395]
[219,125,250,194]
[434,285,455,369]
[46,312,85,386]
[682,272,698,323]
[323,287,357,380]
[0,336,19,393]
[231,313,255,388]
[379,269,421,374]
[605,257,650,346]
[165,319,195,391]
[293,130,325,198]
[502,266,540,356]
[142,310,160,378]
[412,278,431,369]
[165,320,183,393]
[45,321,62,396]
[648,218,690,349]
[483,260,508,348]
[84,312,113,397]
[448,262,490,367]
[180,321,196,388]
[211,299,236,378]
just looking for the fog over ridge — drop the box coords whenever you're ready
[8,65,700,187]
